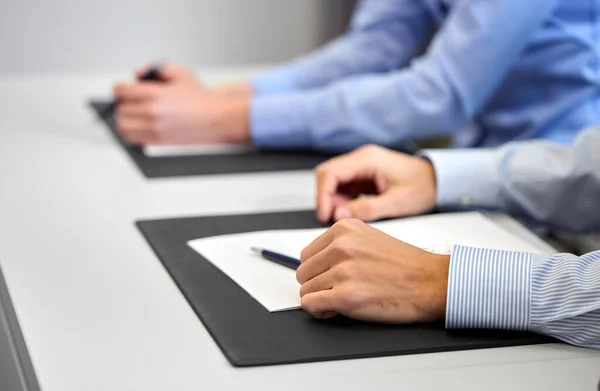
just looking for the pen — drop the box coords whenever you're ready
[250,247,301,270]
[102,64,164,117]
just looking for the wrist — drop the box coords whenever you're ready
[214,98,251,143]
[424,253,450,322]
[436,254,450,321]
[416,158,438,212]
[211,82,254,98]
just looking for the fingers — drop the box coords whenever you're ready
[118,117,149,134]
[315,162,343,224]
[298,219,365,283]
[117,102,157,120]
[299,228,333,263]
[315,145,392,224]
[117,117,157,144]
[333,191,402,222]
[116,102,160,144]
[125,131,158,145]
[297,244,340,284]
[114,82,160,101]
[315,154,373,224]
[301,291,339,319]
[297,220,367,321]
[299,270,336,297]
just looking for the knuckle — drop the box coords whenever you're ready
[337,218,363,231]
[329,237,352,258]
[315,164,333,181]
[299,247,313,264]
[315,164,327,176]
[340,286,368,309]
[117,120,131,133]
[329,221,343,235]
[334,218,352,231]
[334,262,357,282]
[348,217,364,227]
[295,265,308,284]
[301,296,318,313]
[147,102,161,120]
[147,120,161,135]
[359,144,381,156]
[299,248,309,263]
[113,84,125,96]
[298,283,308,298]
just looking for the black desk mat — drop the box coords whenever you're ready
[136,210,555,367]
[90,100,332,177]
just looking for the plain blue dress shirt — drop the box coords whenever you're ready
[250,0,600,152]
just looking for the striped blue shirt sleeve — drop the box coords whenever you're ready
[447,245,600,350]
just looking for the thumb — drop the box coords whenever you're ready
[334,192,400,222]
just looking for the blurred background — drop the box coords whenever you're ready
[0,0,355,74]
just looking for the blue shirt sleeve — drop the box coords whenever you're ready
[421,127,600,233]
[252,0,433,95]
[447,245,600,350]
[251,0,561,152]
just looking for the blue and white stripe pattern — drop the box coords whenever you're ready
[447,245,600,350]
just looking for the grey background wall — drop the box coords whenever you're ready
[0,0,355,74]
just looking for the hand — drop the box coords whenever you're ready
[113,64,251,145]
[315,145,437,223]
[210,82,255,99]
[297,218,449,323]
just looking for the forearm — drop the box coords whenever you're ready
[447,245,600,350]
[251,71,469,153]
[251,0,562,152]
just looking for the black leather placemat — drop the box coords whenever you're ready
[136,210,555,367]
[90,100,332,177]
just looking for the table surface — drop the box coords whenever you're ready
[0,68,598,391]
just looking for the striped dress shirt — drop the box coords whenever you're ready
[423,128,600,350]
[447,246,600,349]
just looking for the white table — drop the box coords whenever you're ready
[0,69,598,391]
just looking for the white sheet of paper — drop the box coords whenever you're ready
[143,144,255,157]
[187,212,552,312]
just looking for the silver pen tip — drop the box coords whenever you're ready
[250,247,263,254]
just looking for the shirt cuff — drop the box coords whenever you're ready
[250,93,315,149]
[420,149,503,210]
[252,67,298,95]
[446,245,532,331]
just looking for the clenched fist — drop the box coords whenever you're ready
[113,63,251,146]
[297,218,450,324]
